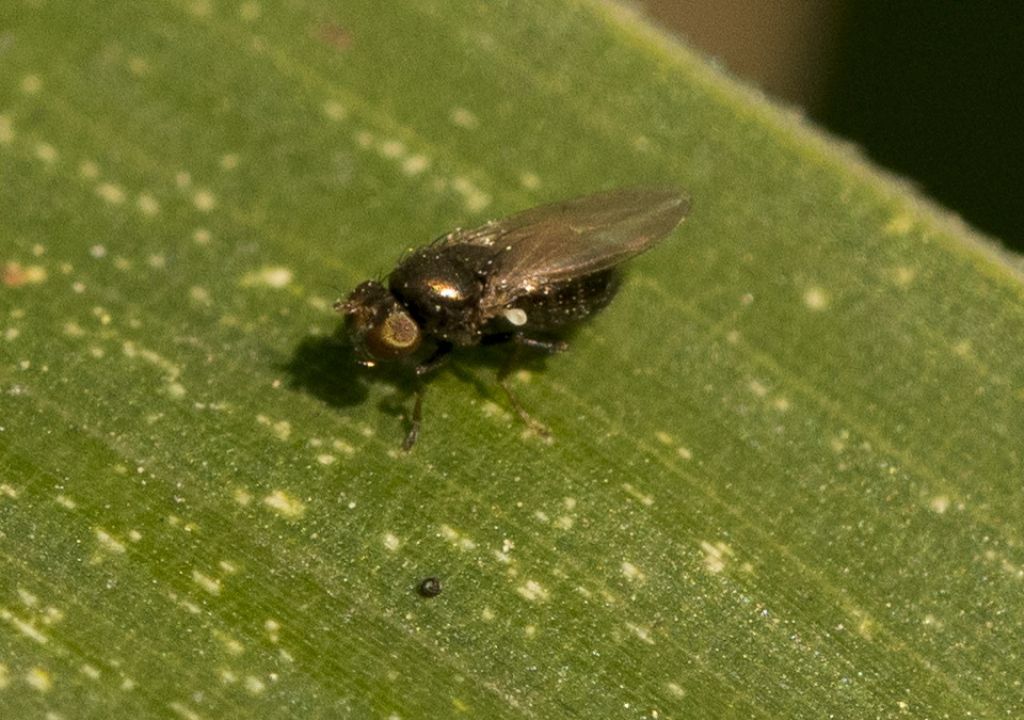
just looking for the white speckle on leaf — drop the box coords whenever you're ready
[700,540,734,574]
[803,286,829,311]
[929,495,950,514]
[621,561,646,583]
[316,454,336,466]
[450,107,479,129]
[79,160,100,178]
[192,570,221,595]
[193,189,217,212]
[21,75,43,94]
[622,483,654,507]
[0,114,13,144]
[96,183,126,205]
[402,154,430,175]
[323,100,347,121]
[263,490,306,519]
[25,666,52,692]
[625,621,655,645]
[516,580,549,603]
[137,193,160,216]
[34,142,57,163]
[241,267,293,289]
[239,1,261,21]
[94,528,126,555]
[519,172,541,190]
[383,533,400,551]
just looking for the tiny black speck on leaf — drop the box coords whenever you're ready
[418,577,442,598]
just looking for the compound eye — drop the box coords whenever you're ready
[365,308,422,360]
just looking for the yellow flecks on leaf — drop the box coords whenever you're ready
[516,580,549,603]
[621,561,646,583]
[3,262,48,287]
[451,176,491,212]
[264,618,281,642]
[188,0,213,18]
[0,663,8,688]
[94,528,126,555]
[1,608,47,644]
[379,139,406,158]
[192,570,221,595]
[952,339,972,358]
[122,341,181,380]
[666,682,686,698]
[55,494,77,509]
[450,107,479,129]
[700,540,734,574]
[383,533,400,551]
[233,487,253,506]
[263,490,306,519]
[625,621,655,645]
[219,153,240,170]
[128,56,149,75]
[79,160,100,178]
[4,327,19,342]
[884,212,914,235]
[803,286,829,311]
[316,453,336,465]
[169,701,204,720]
[0,484,19,499]
[137,193,160,216]
[213,629,244,655]
[193,189,217,211]
[256,414,292,440]
[622,483,654,506]
[189,286,212,306]
[21,75,43,94]
[34,142,58,163]
[96,183,126,205]
[80,664,101,680]
[244,676,266,695]
[323,100,347,121]
[892,265,916,287]
[677,446,693,460]
[773,396,792,412]
[402,154,430,176]
[0,114,13,144]
[26,667,52,692]
[440,524,477,551]
[654,431,673,445]
[193,228,212,244]
[239,1,261,21]
[519,172,541,190]
[332,439,355,455]
[240,266,293,289]
[929,495,951,514]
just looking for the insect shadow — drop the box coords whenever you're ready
[281,327,565,435]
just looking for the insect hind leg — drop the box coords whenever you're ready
[497,335,563,440]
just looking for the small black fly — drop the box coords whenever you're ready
[337,187,690,449]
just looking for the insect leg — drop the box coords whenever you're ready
[513,335,568,354]
[498,342,552,440]
[402,385,425,451]
[415,341,453,376]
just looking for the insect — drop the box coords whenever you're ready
[417,576,443,598]
[337,187,690,449]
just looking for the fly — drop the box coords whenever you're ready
[337,187,690,450]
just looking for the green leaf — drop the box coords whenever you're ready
[2,1,1022,717]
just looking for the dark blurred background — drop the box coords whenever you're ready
[639,1,1024,252]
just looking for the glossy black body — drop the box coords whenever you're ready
[337,187,690,448]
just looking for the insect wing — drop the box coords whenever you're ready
[445,188,689,309]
